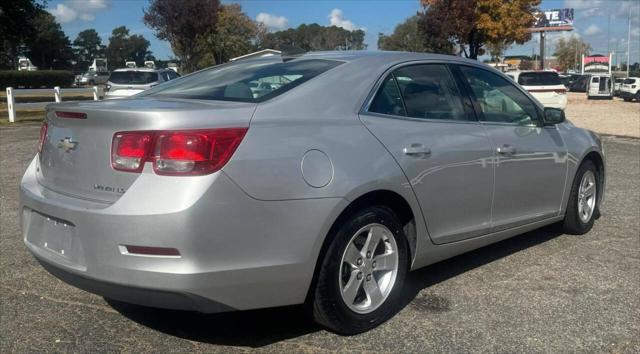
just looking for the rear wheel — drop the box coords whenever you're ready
[635,92,639,102]
[563,160,599,235]
[312,206,408,335]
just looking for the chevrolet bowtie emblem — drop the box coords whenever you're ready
[58,137,78,152]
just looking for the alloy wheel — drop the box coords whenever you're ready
[338,223,399,314]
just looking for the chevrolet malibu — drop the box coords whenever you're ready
[21,52,605,334]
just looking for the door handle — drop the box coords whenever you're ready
[496,144,516,155]
[403,144,431,158]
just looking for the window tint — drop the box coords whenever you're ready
[393,65,468,121]
[141,59,342,102]
[624,78,636,84]
[517,72,562,86]
[369,75,405,116]
[460,66,539,125]
[109,71,159,85]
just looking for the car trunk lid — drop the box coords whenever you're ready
[37,98,256,203]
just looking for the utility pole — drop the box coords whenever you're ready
[540,32,545,70]
[627,11,631,77]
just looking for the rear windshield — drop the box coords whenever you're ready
[109,71,159,85]
[140,59,343,102]
[624,78,636,84]
[517,72,562,86]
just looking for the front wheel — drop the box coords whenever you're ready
[312,206,408,335]
[563,160,599,235]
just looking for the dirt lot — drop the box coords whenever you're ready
[1,123,639,352]
[566,93,640,138]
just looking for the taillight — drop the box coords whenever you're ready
[111,128,247,175]
[37,121,48,153]
[111,131,154,172]
[55,111,87,119]
[554,89,566,95]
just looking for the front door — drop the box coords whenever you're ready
[456,65,567,231]
[360,63,494,244]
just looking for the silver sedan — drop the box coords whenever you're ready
[21,51,605,334]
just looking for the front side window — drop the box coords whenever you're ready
[141,59,342,102]
[459,66,539,125]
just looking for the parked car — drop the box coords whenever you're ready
[619,77,640,102]
[104,68,180,99]
[508,71,567,110]
[613,77,625,96]
[76,70,110,86]
[22,52,605,334]
[568,75,589,92]
[587,74,613,99]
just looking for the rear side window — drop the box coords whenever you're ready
[592,77,600,83]
[624,78,636,84]
[142,59,342,102]
[370,64,469,121]
[369,75,405,116]
[109,71,159,85]
[517,72,562,86]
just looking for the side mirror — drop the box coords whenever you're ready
[543,107,565,126]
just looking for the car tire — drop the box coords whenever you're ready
[312,205,409,335]
[623,97,632,102]
[563,160,599,235]
[635,92,640,102]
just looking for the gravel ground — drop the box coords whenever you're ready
[566,93,640,138]
[0,124,639,353]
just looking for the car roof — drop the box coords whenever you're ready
[112,68,167,72]
[232,50,487,67]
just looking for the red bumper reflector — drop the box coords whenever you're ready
[55,111,87,119]
[125,245,180,256]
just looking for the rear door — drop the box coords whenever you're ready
[456,65,567,231]
[360,63,495,244]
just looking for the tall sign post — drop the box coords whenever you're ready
[529,8,574,70]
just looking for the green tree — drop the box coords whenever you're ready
[73,29,106,71]
[0,0,43,69]
[27,10,74,69]
[553,35,591,72]
[378,16,427,52]
[419,0,540,59]
[143,0,220,73]
[106,26,152,68]
[259,24,366,52]
[198,4,259,66]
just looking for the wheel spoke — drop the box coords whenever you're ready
[363,277,383,306]
[373,252,397,271]
[343,242,362,268]
[362,226,384,256]
[583,182,595,197]
[342,270,363,305]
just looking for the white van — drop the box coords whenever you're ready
[587,75,613,99]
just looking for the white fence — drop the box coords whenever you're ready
[5,86,99,123]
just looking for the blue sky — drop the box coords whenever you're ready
[48,0,639,64]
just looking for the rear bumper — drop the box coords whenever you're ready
[21,157,345,312]
[619,91,636,99]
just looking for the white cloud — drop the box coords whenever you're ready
[48,0,109,23]
[256,12,289,31]
[328,8,365,31]
[584,24,602,36]
[48,4,78,23]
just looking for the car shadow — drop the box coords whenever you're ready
[107,224,564,347]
